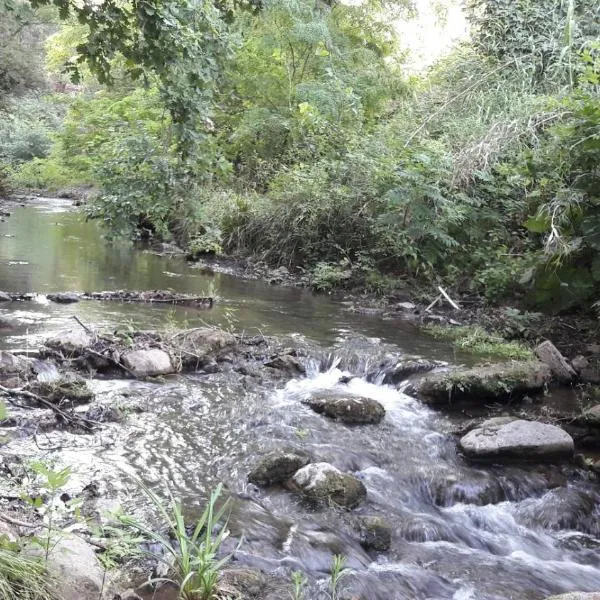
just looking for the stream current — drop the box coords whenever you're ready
[0,198,599,599]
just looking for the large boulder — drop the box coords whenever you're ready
[122,349,174,377]
[176,327,236,367]
[248,450,311,486]
[459,418,574,461]
[535,340,576,383]
[291,462,367,508]
[302,395,385,424]
[414,361,551,405]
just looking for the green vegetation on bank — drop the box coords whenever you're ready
[424,324,535,361]
[1,0,599,312]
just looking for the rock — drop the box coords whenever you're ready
[291,462,367,508]
[535,340,576,383]
[37,534,107,600]
[459,418,574,460]
[577,405,600,428]
[0,351,31,377]
[177,327,236,367]
[0,291,12,302]
[0,316,17,329]
[580,365,600,384]
[114,590,143,600]
[46,329,93,356]
[122,349,174,377]
[264,354,306,375]
[396,301,416,311]
[47,292,80,304]
[248,450,310,486]
[546,595,600,600]
[355,515,392,550]
[302,395,385,424]
[571,355,590,373]
[414,361,551,405]
[31,378,94,405]
[381,357,444,384]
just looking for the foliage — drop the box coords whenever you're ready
[328,554,349,600]
[120,481,233,600]
[0,541,58,600]
[424,324,535,360]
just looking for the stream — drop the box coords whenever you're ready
[0,198,599,600]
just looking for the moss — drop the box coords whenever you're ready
[424,324,534,361]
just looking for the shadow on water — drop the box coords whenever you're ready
[0,199,599,600]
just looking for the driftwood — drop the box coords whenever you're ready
[5,290,214,309]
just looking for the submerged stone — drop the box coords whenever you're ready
[291,462,367,508]
[248,450,311,486]
[303,395,385,424]
[459,418,574,461]
[356,515,392,550]
[414,361,551,405]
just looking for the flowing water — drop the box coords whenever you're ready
[0,198,599,600]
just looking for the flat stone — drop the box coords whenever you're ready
[415,361,551,405]
[292,462,367,508]
[248,450,310,486]
[459,419,574,460]
[122,349,174,377]
[303,395,385,424]
[47,292,80,304]
[535,340,576,383]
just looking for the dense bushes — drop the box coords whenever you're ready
[4,0,600,312]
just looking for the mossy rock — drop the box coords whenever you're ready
[32,379,94,405]
[248,449,311,486]
[355,515,392,550]
[415,361,551,405]
[302,395,385,424]
[291,462,366,508]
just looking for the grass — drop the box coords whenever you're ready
[0,545,59,600]
[120,481,234,600]
[425,324,534,360]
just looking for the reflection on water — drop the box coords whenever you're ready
[0,198,454,357]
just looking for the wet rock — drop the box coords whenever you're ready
[571,355,590,373]
[398,515,456,543]
[122,348,174,377]
[46,329,94,356]
[535,340,576,383]
[113,591,143,600]
[47,292,80,304]
[396,301,417,311]
[546,594,600,600]
[381,357,444,384]
[459,418,574,460]
[414,361,551,405]
[576,405,600,428]
[248,450,311,486]
[356,515,392,550]
[176,327,236,367]
[31,378,94,405]
[291,462,367,508]
[302,394,385,424]
[264,354,306,375]
[432,472,507,506]
[0,351,31,377]
[0,291,12,302]
[85,404,123,423]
